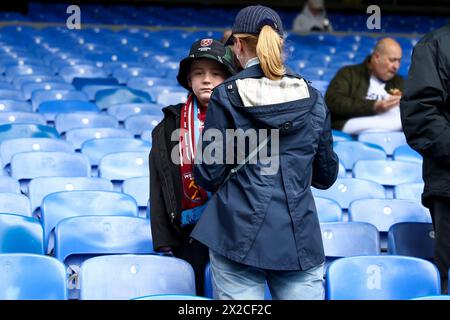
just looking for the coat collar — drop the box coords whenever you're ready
[224,64,301,83]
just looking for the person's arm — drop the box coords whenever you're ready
[311,95,339,189]
[149,134,180,252]
[325,67,377,118]
[400,40,450,162]
[194,87,231,192]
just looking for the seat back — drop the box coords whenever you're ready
[0,214,44,254]
[99,151,149,181]
[80,254,195,300]
[387,222,434,259]
[353,160,423,186]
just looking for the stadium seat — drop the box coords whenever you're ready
[95,88,153,109]
[72,77,119,90]
[0,88,24,101]
[59,65,107,83]
[393,144,422,163]
[127,76,176,91]
[124,114,163,135]
[112,67,162,84]
[312,178,385,209]
[21,81,75,100]
[157,91,187,106]
[0,193,32,217]
[413,295,450,300]
[28,176,114,213]
[332,130,353,141]
[121,176,149,206]
[99,151,149,181]
[54,215,153,298]
[55,112,119,133]
[5,65,54,82]
[0,123,59,143]
[349,199,431,232]
[79,254,195,300]
[0,254,67,300]
[0,99,32,112]
[314,197,343,222]
[0,137,74,168]
[39,100,100,121]
[31,89,88,111]
[357,131,407,155]
[321,222,380,267]
[10,151,90,180]
[65,127,134,149]
[353,160,423,186]
[107,103,163,121]
[387,222,434,260]
[0,112,46,126]
[0,214,44,254]
[41,190,138,252]
[81,84,122,100]
[394,182,424,202]
[0,176,20,193]
[13,75,63,90]
[81,137,150,166]
[334,141,386,170]
[325,256,441,300]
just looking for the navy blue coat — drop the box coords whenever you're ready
[192,65,338,271]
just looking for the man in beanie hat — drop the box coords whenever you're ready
[149,39,236,296]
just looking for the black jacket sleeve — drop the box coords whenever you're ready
[149,130,181,252]
[400,39,450,162]
[311,95,339,189]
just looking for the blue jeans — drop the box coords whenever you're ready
[209,250,324,300]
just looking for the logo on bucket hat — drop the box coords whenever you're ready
[200,38,213,47]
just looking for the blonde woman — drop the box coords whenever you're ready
[192,5,338,300]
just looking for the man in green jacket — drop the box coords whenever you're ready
[325,37,404,133]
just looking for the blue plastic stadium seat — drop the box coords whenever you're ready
[157,91,188,106]
[13,75,63,90]
[0,100,32,112]
[59,65,107,83]
[312,178,385,209]
[122,176,149,208]
[11,151,90,181]
[80,254,195,300]
[0,176,20,193]
[393,144,422,163]
[387,222,434,260]
[353,160,423,186]
[321,222,380,267]
[0,112,46,126]
[81,137,150,166]
[326,256,441,300]
[334,141,386,170]
[55,112,119,134]
[124,114,163,135]
[0,214,43,253]
[5,65,54,82]
[0,137,74,168]
[0,123,59,143]
[0,88,25,100]
[113,67,163,84]
[55,215,153,298]
[358,131,407,155]
[99,151,149,181]
[127,77,176,91]
[39,101,100,121]
[21,81,75,100]
[0,193,32,217]
[349,199,431,233]
[65,127,134,149]
[314,197,343,222]
[107,103,164,121]
[32,89,88,111]
[72,77,119,90]
[394,182,424,202]
[95,88,153,109]
[413,295,450,300]
[0,254,67,300]
[140,130,151,143]
[41,190,138,252]
[28,177,114,214]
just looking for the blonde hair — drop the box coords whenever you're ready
[234,25,285,80]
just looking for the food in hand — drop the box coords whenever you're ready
[389,88,402,96]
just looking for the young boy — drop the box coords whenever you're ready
[149,39,236,296]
